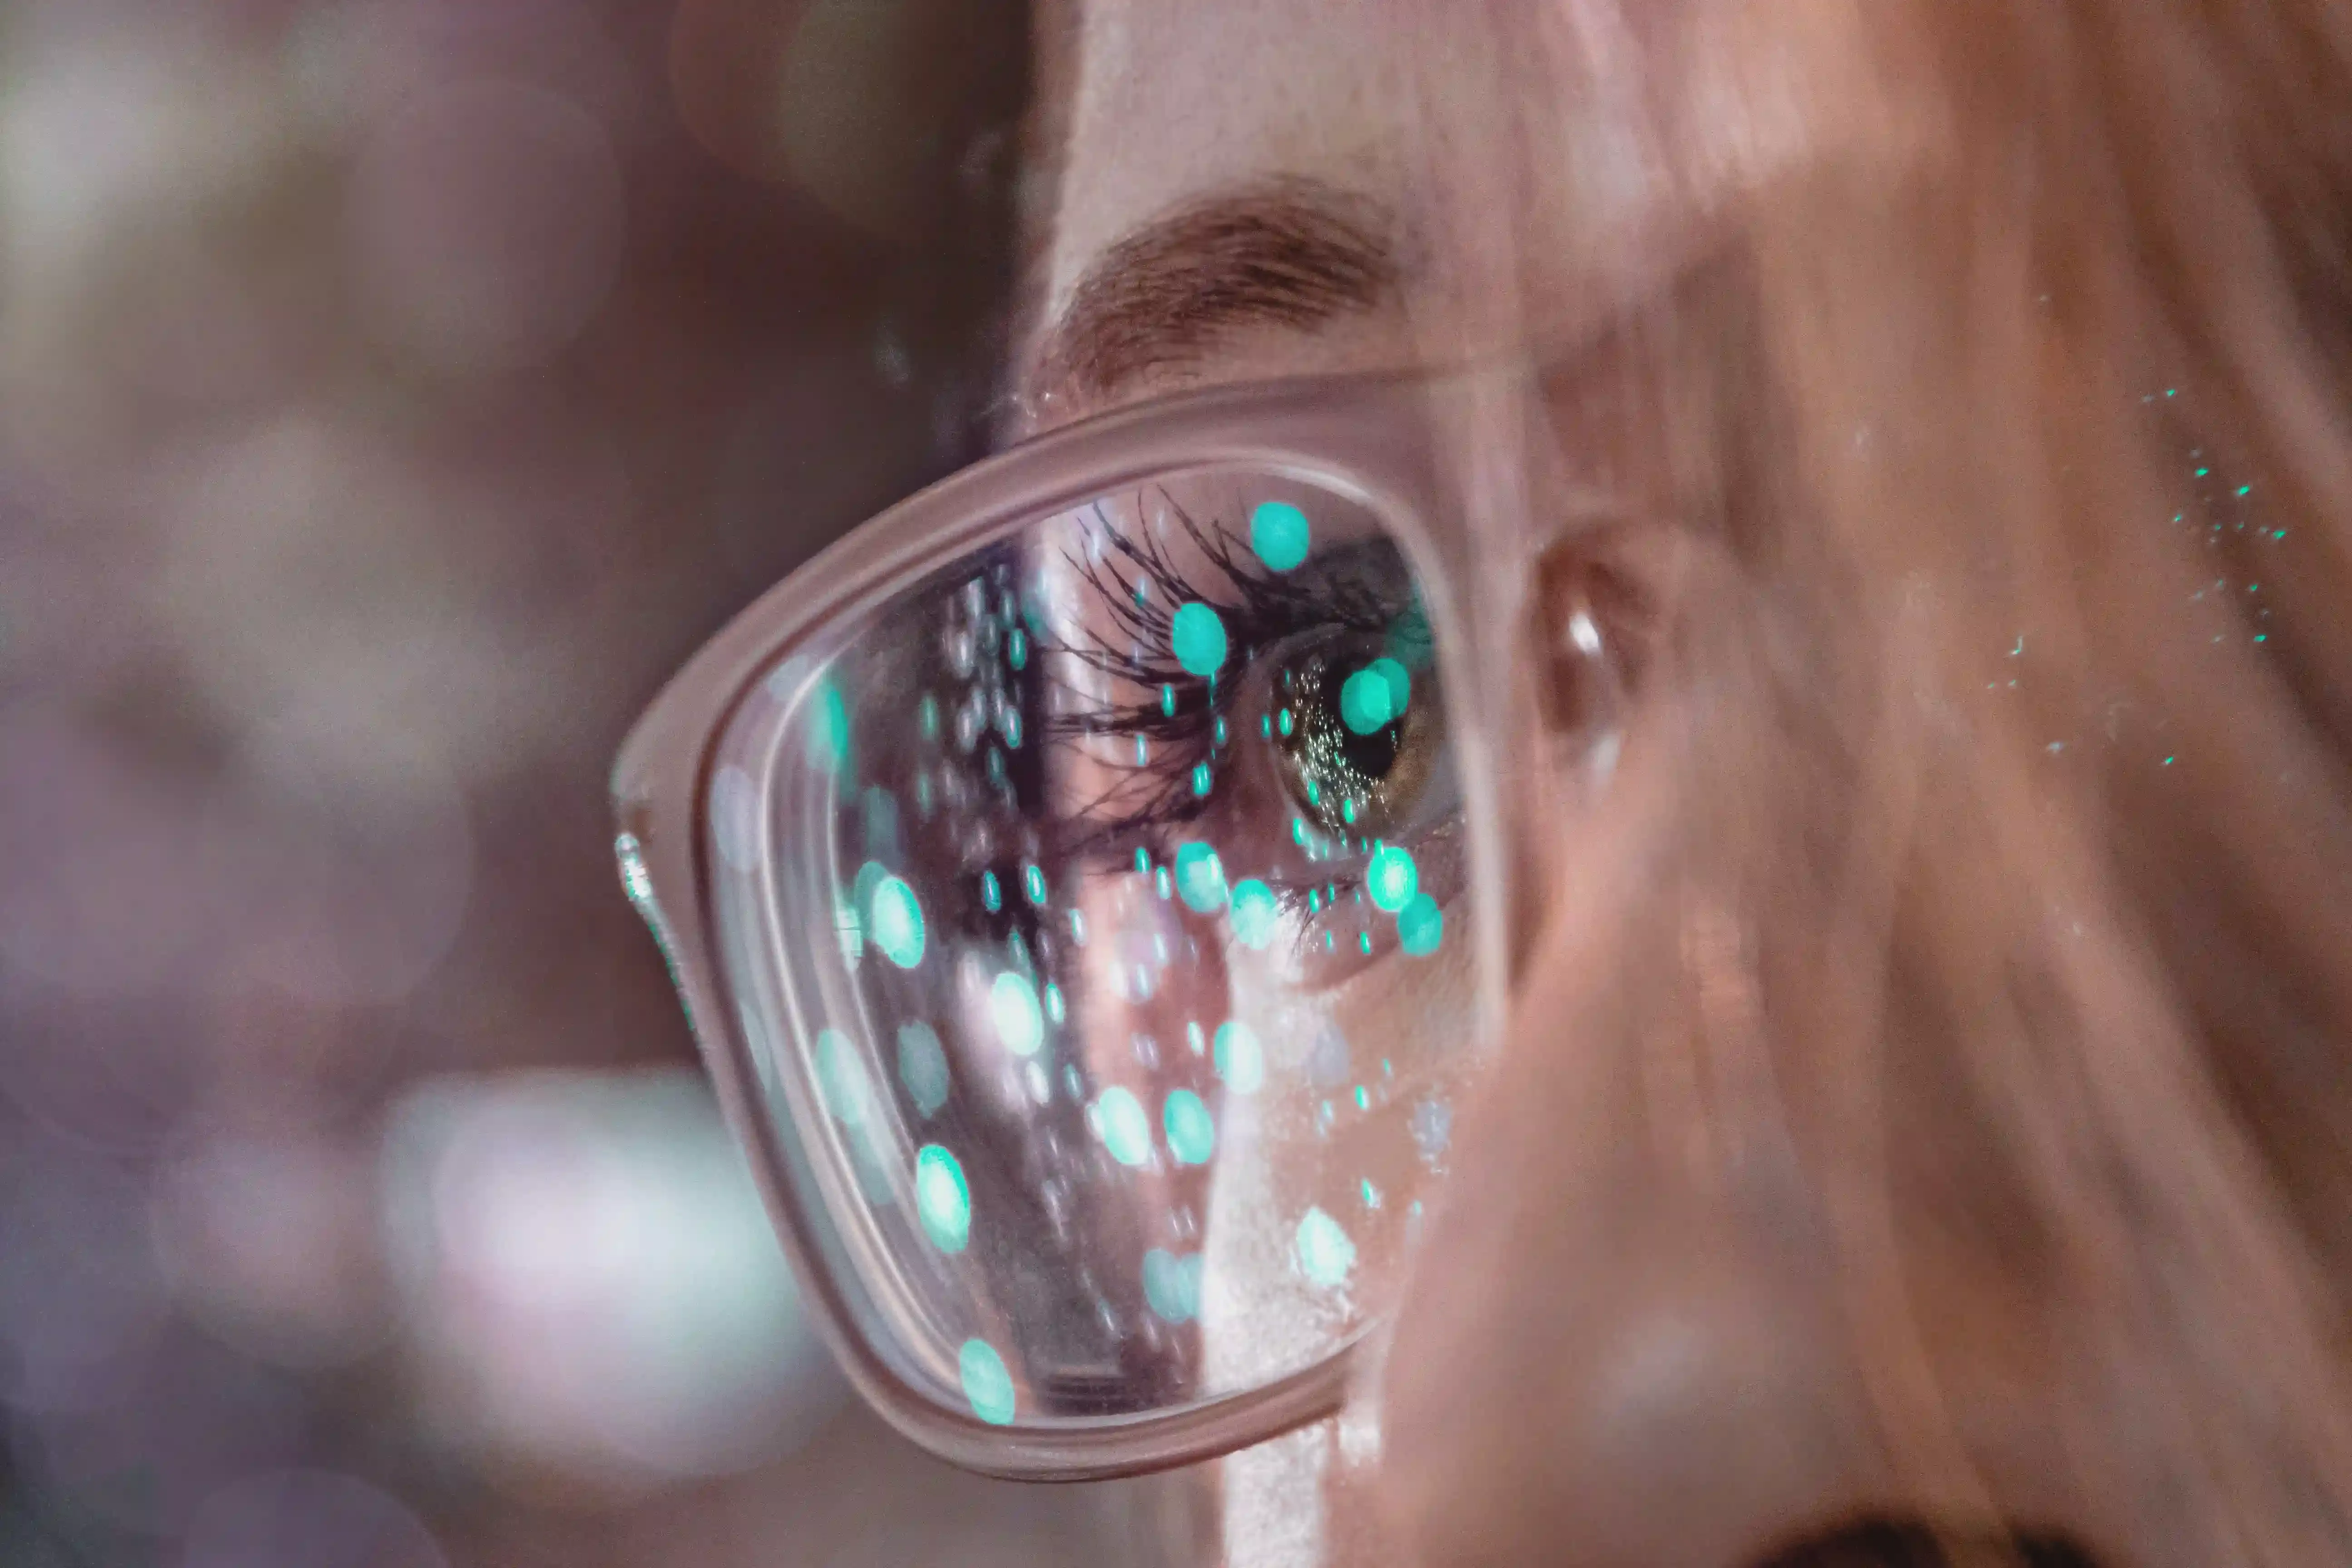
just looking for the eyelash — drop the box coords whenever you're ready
[1037,493,1398,857]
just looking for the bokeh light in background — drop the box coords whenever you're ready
[0,0,1210,1561]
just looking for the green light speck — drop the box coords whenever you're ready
[915,1144,971,1252]
[990,972,1044,1056]
[1278,707,1294,737]
[1354,1084,1370,1111]
[808,682,849,771]
[816,1028,869,1125]
[1163,1090,1216,1165]
[1295,1206,1356,1288]
[1250,500,1311,571]
[1191,762,1213,797]
[1367,844,1419,912]
[1094,1086,1153,1166]
[980,871,1001,912]
[1161,683,1176,717]
[960,1339,1016,1426]
[1174,842,1229,913]
[1214,1020,1266,1093]
[1229,879,1278,949]
[1023,864,1047,905]
[1143,1249,1202,1323]
[869,876,925,968]
[1044,982,1066,1023]
[897,1023,950,1117]
[1397,892,1444,956]
[1171,602,1229,677]
[1340,667,1393,734]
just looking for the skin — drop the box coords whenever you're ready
[1029,5,2120,1566]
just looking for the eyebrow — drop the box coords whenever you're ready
[1030,178,1401,407]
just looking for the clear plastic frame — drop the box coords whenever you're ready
[610,371,1534,1480]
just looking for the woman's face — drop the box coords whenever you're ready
[1030,6,2101,1568]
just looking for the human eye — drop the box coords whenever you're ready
[1034,479,1458,982]
[725,462,1472,1425]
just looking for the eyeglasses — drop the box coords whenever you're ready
[610,368,1597,1480]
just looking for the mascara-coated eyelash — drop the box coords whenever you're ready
[1037,490,1402,851]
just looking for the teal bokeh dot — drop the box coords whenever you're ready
[1339,667,1394,735]
[1397,892,1444,956]
[1171,602,1229,677]
[1094,1087,1153,1166]
[1250,500,1311,572]
[807,681,849,771]
[1295,1206,1357,1288]
[990,972,1044,1057]
[1369,656,1411,715]
[1143,1248,1204,1324]
[1213,1020,1265,1094]
[960,1338,1016,1426]
[869,876,925,968]
[1163,1089,1216,1165]
[897,1022,950,1117]
[1228,879,1278,949]
[1367,844,1419,913]
[815,1029,870,1125]
[915,1144,970,1253]
[1173,842,1229,913]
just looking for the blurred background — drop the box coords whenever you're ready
[0,1,1202,1562]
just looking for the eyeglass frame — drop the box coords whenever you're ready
[610,364,1585,1481]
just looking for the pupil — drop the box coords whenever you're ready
[1334,703,1400,778]
[1276,647,1407,832]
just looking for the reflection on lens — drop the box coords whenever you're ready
[959,1338,1015,1425]
[714,468,1475,1426]
[1162,1090,1215,1165]
[915,1145,970,1253]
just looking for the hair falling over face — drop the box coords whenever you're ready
[1367,2,2352,1564]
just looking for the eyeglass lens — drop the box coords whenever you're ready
[717,466,1474,1429]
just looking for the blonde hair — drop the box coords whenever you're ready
[1384,1,2352,1561]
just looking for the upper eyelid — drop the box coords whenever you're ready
[1031,524,1410,848]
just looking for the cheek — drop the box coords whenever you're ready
[1369,769,1872,1561]
[1372,972,1867,1567]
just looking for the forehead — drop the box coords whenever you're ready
[1039,0,1426,315]
[1034,1,1903,399]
